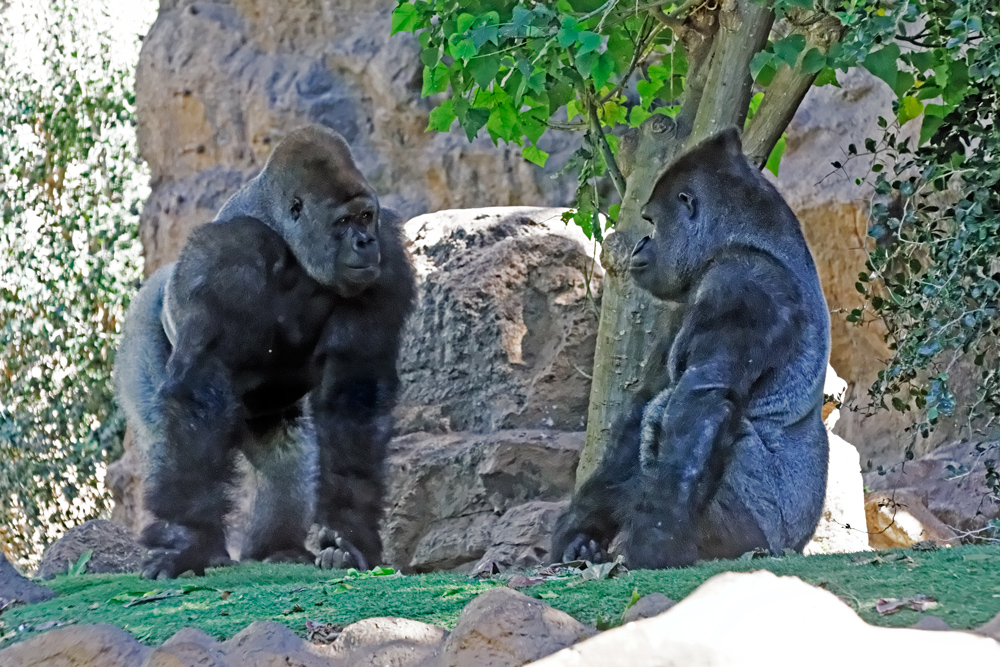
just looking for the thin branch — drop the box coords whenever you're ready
[586,94,627,198]
[599,20,664,104]
[744,12,844,166]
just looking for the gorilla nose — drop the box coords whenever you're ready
[353,233,375,251]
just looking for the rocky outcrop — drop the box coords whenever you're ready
[133,0,577,274]
[36,520,143,580]
[527,571,1000,666]
[863,439,1000,547]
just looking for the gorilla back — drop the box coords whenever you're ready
[553,128,830,569]
[115,126,415,579]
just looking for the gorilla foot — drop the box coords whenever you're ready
[559,533,610,564]
[140,521,231,579]
[313,527,368,570]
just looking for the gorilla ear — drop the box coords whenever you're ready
[712,127,744,158]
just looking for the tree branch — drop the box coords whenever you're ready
[743,11,844,167]
[587,96,628,198]
[687,0,774,145]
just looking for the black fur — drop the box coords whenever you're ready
[115,127,415,578]
[553,128,830,568]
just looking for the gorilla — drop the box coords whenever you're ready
[115,127,416,579]
[553,128,830,569]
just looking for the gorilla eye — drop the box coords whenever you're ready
[360,211,372,222]
[290,197,303,220]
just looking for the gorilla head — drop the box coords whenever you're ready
[218,126,381,298]
[631,128,767,302]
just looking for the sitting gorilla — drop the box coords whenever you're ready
[115,127,416,578]
[553,128,830,568]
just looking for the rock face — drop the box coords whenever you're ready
[383,430,582,573]
[0,554,55,605]
[527,571,1000,667]
[36,520,144,580]
[134,0,576,275]
[397,208,601,434]
[863,439,1000,548]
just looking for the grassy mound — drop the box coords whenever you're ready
[3,544,999,647]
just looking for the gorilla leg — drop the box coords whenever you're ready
[140,356,242,579]
[312,375,392,571]
[238,412,318,563]
[551,395,645,563]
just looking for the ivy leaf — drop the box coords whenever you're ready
[390,3,420,35]
[813,67,839,87]
[801,48,826,75]
[863,44,901,93]
[458,106,490,141]
[522,145,549,167]
[557,17,580,48]
[773,34,806,67]
[750,51,773,81]
[576,31,604,56]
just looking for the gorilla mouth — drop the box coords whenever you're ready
[343,265,380,283]
[629,258,649,272]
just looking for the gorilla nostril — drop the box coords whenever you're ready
[632,236,651,256]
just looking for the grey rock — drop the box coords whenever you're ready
[36,520,144,580]
[0,625,148,667]
[0,554,55,605]
[382,430,583,573]
[473,501,567,574]
[397,207,601,434]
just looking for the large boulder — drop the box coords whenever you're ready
[36,520,143,580]
[397,207,601,434]
[0,554,55,605]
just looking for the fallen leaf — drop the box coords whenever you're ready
[220,591,232,600]
[539,591,559,599]
[306,620,342,644]
[876,594,939,615]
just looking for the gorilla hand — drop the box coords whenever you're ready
[140,521,233,580]
[313,526,369,571]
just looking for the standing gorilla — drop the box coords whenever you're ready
[553,128,830,568]
[115,127,415,579]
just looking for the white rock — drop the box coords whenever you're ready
[527,571,1000,667]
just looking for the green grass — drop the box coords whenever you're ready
[3,544,1000,647]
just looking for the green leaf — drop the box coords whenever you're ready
[801,48,826,75]
[863,44,901,93]
[575,50,599,79]
[523,145,549,167]
[765,134,787,177]
[390,3,420,35]
[469,52,501,89]
[67,548,93,576]
[576,31,604,56]
[448,34,478,62]
[455,13,476,34]
[813,67,839,87]
[422,65,451,96]
[897,96,923,125]
[592,52,615,91]
[427,100,456,132]
[750,51,773,81]
[470,12,501,50]
[557,17,580,48]
[459,106,490,140]
[773,34,806,67]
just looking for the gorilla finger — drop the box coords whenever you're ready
[334,536,368,571]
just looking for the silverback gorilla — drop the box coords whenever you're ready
[553,128,830,568]
[115,127,415,578]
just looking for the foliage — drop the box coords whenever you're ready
[0,1,148,566]
[845,0,1000,444]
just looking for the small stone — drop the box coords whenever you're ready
[910,616,952,632]
[622,593,676,624]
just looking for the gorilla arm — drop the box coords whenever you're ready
[623,252,801,568]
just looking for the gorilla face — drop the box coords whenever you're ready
[630,177,701,302]
[285,190,382,298]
